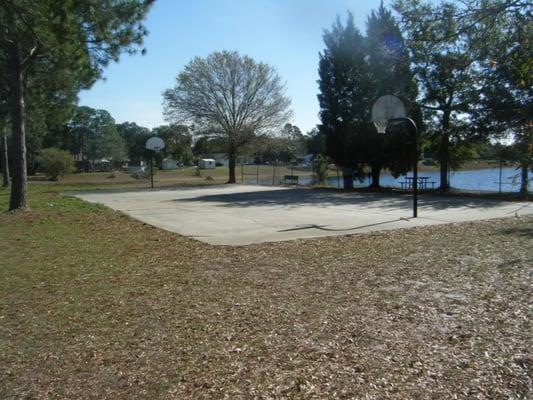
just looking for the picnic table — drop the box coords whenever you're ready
[284,175,299,185]
[400,176,436,190]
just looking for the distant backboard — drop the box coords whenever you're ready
[371,95,407,134]
[145,136,165,152]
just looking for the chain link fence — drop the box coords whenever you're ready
[238,158,532,193]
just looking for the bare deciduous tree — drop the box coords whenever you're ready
[163,50,292,183]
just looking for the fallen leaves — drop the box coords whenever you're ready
[0,190,532,398]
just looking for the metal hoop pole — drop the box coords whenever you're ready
[388,117,419,218]
[150,152,154,189]
[413,128,418,218]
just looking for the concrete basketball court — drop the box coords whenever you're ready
[72,185,532,246]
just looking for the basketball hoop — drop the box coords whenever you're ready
[145,136,165,152]
[145,136,165,189]
[370,94,420,219]
[371,95,406,134]
[373,119,389,135]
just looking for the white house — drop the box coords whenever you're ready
[204,153,229,166]
[162,158,178,170]
[199,158,216,169]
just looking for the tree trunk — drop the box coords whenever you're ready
[343,168,354,190]
[369,162,381,189]
[9,42,29,210]
[519,163,529,194]
[228,146,236,183]
[439,110,451,192]
[1,127,9,187]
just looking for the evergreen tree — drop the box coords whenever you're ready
[306,128,327,157]
[0,97,9,187]
[318,13,373,189]
[318,7,418,190]
[151,125,193,166]
[116,122,152,165]
[0,0,153,210]
[365,2,419,187]
[68,106,126,170]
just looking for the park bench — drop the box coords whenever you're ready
[284,175,299,185]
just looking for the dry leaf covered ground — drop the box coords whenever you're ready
[1,183,531,399]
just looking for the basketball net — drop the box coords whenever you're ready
[373,120,388,134]
[371,95,406,135]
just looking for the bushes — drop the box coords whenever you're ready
[314,155,330,184]
[38,148,74,181]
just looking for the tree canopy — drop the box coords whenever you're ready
[318,8,417,189]
[68,106,126,169]
[468,0,532,192]
[1,0,153,209]
[365,3,419,186]
[394,0,531,192]
[116,121,152,165]
[394,0,486,191]
[163,50,292,183]
[318,13,372,189]
[151,125,193,166]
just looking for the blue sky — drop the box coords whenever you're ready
[79,0,383,133]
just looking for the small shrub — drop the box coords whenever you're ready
[38,148,74,181]
[314,155,330,184]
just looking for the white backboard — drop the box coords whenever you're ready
[145,136,165,152]
[371,95,407,133]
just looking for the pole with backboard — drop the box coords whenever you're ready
[145,136,165,189]
[372,95,419,218]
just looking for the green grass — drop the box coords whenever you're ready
[49,165,317,188]
[1,180,532,398]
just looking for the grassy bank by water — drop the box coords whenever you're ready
[1,180,531,399]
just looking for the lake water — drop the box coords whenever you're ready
[247,166,531,193]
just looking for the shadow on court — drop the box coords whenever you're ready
[170,187,513,211]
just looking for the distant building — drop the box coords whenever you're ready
[204,153,229,166]
[199,158,216,169]
[162,159,178,170]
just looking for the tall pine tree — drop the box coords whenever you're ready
[0,0,153,210]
